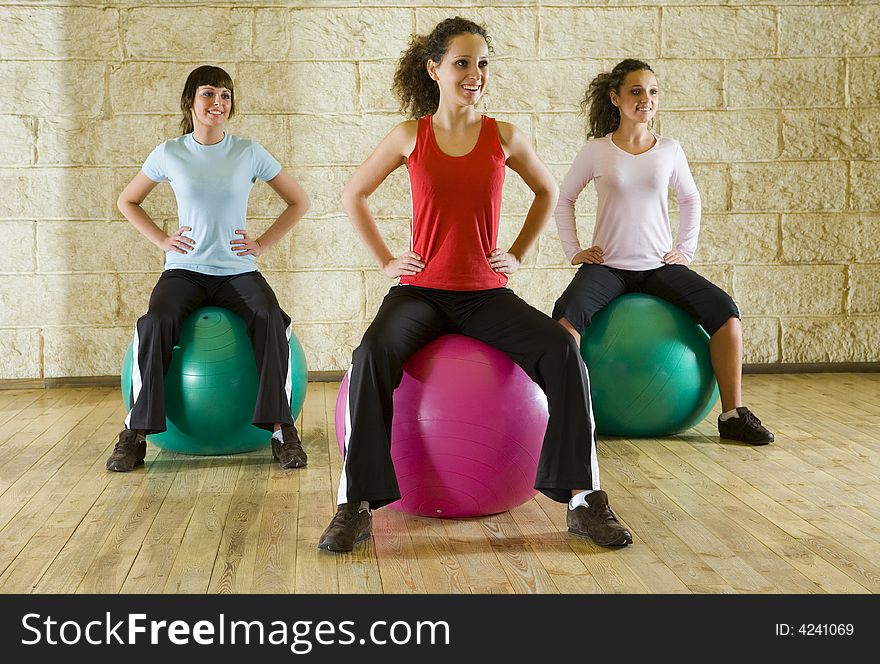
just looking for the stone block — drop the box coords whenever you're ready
[506,267,576,316]
[43,326,132,378]
[417,7,537,57]
[264,271,363,323]
[652,59,724,110]
[109,62,234,115]
[38,116,173,166]
[37,221,165,273]
[731,162,847,212]
[541,7,658,59]
[0,329,41,380]
[850,265,880,314]
[780,6,880,56]
[295,322,368,373]
[0,168,113,220]
[663,6,776,58]
[782,317,880,363]
[782,110,880,160]
[0,62,103,116]
[360,62,400,113]
[289,115,399,166]
[0,275,118,327]
[851,162,880,211]
[256,8,413,60]
[288,216,409,270]
[850,58,880,107]
[0,6,119,60]
[742,317,779,365]
[693,214,778,265]
[124,7,252,60]
[782,213,880,263]
[663,110,779,162]
[491,60,603,112]
[0,116,35,166]
[733,265,846,316]
[1,221,36,273]
[728,59,844,108]
[237,62,359,114]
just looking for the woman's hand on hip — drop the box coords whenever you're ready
[230,229,264,257]
[662,249,690,266]
[383,251,424,278]
[572,246,604,265]
[489,249,521,275]
[159,226,195,254]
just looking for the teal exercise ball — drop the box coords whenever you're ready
[580,294,719,437]
[121,307,308,455]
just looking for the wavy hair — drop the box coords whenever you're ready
[581,59,654,138]
[179,65,235,135]
[392,17,492,119]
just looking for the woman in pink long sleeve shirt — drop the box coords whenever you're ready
[553,59,774,445]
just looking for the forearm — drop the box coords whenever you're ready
[256,200,308,252]
[344,193,394,268]
[119,201,168,249]
[508,189,557,262]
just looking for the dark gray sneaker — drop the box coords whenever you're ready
[318,502,372,552]
[718,407,774,445]
[272,423,307,468]
[567,490,633,547]
[106,429,146,472]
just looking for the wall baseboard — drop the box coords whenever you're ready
[2,364,877,390]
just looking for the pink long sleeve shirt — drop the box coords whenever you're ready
[555,133,701,270]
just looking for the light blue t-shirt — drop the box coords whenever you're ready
[142,133,282,275]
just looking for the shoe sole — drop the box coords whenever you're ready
[568,527,633,547]
[273,454,308,469]
[317,531,371,553]
[106,459,145,472]
[719,435,774,446]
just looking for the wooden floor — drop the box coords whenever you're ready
[0,374,878,594]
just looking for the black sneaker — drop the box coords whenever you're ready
[317,502,372,552]
[567,490,633,547]
[106,429,146,472]
[272,423,307,468]
[718,407,774,445]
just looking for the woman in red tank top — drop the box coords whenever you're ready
[319,17,632,553]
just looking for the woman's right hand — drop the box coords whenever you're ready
[383,251,425,278]
[159,226,195,254]
[572,245,604,265]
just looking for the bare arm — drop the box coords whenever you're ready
[231,169,311,256]
[117,171,194,254]
[491,122,559,273]
[342,121,424,278]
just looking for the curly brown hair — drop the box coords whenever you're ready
[581,59,654,139]
[179,65,235,135]
[392,17,492,120]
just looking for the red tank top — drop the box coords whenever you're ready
[400,114,507,290]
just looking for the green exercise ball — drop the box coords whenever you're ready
[121,306,308,455]
[580,294,719,437]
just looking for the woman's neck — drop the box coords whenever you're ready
[431,102,481,132]
[611,119,653,146]
[191,125,226,145]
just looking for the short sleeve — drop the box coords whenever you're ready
[141,142,167,183]
[251,142,282,182]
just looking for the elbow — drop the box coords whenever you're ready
[116,195,131,215]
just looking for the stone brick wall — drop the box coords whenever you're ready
[1,1,877,379]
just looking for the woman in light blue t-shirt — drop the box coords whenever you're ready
[108,65,311,473]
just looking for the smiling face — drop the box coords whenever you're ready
[190,85,232,131]
[427,32,490,109]
[610,69,659,127]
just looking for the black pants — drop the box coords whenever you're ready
[125,269,295,434]
[553,264,740,336]
[337,285,601,510]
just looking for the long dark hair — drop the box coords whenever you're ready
[179,65,235,135]
[581,59,654,139]
[392,17,492,120]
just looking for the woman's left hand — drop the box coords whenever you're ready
[489,249,521,275]
[231,229,264,257]
[662,249,690,266]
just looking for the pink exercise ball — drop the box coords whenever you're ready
[335,334,549,518]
